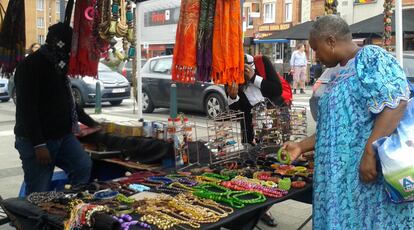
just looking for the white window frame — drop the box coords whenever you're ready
[37,0,44,11]
[263,3,275,24]
[56,0,61,14]
[37,17,45,28]
[38,35,45,44]
[247,7,254,28]
[285,0,292,22]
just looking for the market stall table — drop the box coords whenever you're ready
[0,184,311,230]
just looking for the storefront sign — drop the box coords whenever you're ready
[144,7,180,27]
[254,32,273,39]
[354,0,377,4]
[259,23,291,32]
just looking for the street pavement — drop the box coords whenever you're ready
[0,88,314,230]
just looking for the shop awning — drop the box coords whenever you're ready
[253,39,289,44]
[262,21,314,41]
[350,8,414,37]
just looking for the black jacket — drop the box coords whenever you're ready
[14,51,97,146]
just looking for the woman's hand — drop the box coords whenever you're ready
[228,81,238,99]
[282,142,303,161]
[244,64,255,80]
[359,141,378,183]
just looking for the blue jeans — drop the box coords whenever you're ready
[15,134,92,195]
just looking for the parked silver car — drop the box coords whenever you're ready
[9,62,130,106]
[310,51,414,121]
[0,78,10,102]
[141,55,228,118]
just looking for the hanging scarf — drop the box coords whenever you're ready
[195,0,216,82]
[172,0,201,83]
[39,45,79,134]
[0,0,25,76]
[211,0,244,86]
[68,0,100,78]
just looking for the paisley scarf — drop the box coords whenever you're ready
[172,0,201,83]
[211,0,244,86]
[195,0,216,82]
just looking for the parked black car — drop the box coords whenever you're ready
[141,55,228,118]
[310,51,414,121]
[118,59,147,84]
[9,62,131,106]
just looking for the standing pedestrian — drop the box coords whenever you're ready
[14,23,95,195]
[283,15,414,229]
[26,43,40,56]
[290,43,307,94]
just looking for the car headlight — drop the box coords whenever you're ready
[83,77,104,90]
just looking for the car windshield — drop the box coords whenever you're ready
[98,63,112,72]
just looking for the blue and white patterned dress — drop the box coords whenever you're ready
[313,45,414,229]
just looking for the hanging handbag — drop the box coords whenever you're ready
[373,81,414,203]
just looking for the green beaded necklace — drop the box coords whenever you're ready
[202,173,230,181]
[230,191,266,204]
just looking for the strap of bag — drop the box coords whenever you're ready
[0,3,5,30]
[64,0,74,25]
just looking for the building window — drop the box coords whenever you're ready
[247,7,253,28]
[37,17,45,28]
[285,0,292,22]
[37,0,44,11]
[263,3,275,24]
[38,35,45,44]
[56,0,61,14]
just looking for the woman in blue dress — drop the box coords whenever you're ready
[283,15,414,229]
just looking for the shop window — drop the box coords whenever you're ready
[263,3,275,24]
[285,0,292,22]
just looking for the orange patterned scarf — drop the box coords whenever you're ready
[211,0,244,85]
[172,0,200,83]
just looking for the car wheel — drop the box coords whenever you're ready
[72,87,85,107]
[1,98,9,103]
[142,90,154,113]
[110,100,123,106]
[205,93,225,118]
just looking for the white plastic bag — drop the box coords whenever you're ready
[374,98,414,203]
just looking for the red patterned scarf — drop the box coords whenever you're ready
[68,0,100,78]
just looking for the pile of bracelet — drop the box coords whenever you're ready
[135,193,234,229]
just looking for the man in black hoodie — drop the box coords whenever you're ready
[14,23,96,195]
